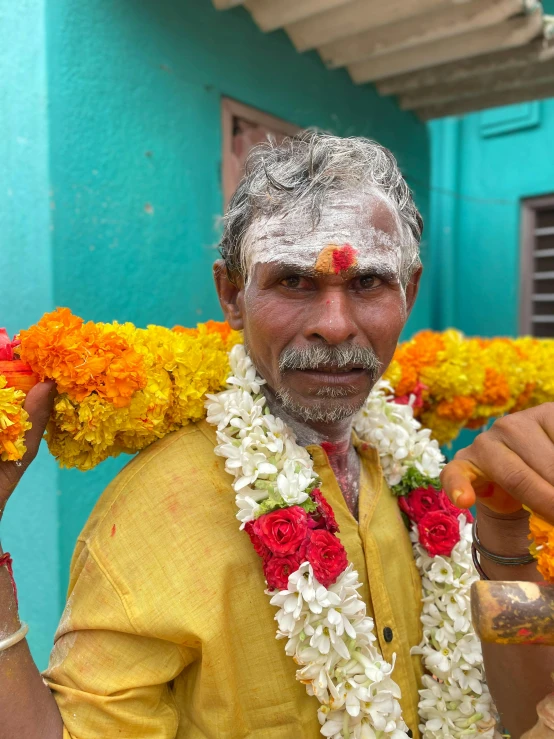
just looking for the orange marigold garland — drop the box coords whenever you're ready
[19,308,147,407]
[528,512,554,582]
[1,309,240,470]
[0,313,553,580]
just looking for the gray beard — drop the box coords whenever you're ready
[244,339,378,426]
[274,386,366,423]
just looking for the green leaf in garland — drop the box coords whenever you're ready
[255,498,289,517]
[255,495,318,518]
[400,509,411,532]
[390,467,441,497]
[300,497,317,515]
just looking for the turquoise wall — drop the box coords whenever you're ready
[429,90,554,458]
[0,0,61,669]
[429,98,554,336]
[2,0,430,667]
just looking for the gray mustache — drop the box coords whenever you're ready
[278,344,381,375]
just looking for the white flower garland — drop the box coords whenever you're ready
[354,383,496,738]
[206,346,496,739]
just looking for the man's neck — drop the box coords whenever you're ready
[263,389,360,518]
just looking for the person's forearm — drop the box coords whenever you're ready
[476,508,554,738]
[0,544,63,739]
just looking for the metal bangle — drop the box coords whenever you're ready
[471,543,490,580]
[472,520,536,566]
[0,621,28,652]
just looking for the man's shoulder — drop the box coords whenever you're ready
[115,419,219,486]
[70,420,247,632]
[79,420,229,545]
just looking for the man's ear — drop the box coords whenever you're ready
[405,266,422,317]
[213,260,244,330]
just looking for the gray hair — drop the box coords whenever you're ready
[219,130,423,286]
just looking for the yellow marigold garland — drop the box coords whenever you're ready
[1,308,240,470]
[0,376,32,462]
[0,312,553,580]
[384,329,554,445]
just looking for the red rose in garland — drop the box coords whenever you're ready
[417,510,460,557]
[252,506,309,556]
[398,485,443,523]
[399,486,474,528]
[438,490,474,523]
[309,488,339,533]
[263,554,301,590]
[244,520,271,562]
[393,381,427,410]
[306,529,348,587]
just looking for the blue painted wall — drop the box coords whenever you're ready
[429,98,554,336]
[2,0,430,667]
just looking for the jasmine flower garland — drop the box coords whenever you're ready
[354,382,496,738]
[206,346,496,739]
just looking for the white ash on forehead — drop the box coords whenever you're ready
[220,130,422,287]
[241,190,404,281]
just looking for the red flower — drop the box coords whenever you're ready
[0,329,19,361]
[438,490,474,524]
[244,520,271,562]
[418,510,461,557]
[253,506,309,556]
[394,382,427,409]
[309,488,339,533]
[306,529,348,587]
[398,486,444,523]
[263,554,301,591]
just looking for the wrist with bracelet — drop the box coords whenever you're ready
[0,551,28,653]
[471,520,536,580]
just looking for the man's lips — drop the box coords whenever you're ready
[287,367,368,384]
[291,365,365,373]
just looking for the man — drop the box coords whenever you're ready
[0,131,552,739]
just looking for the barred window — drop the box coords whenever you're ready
[520,195,554,337]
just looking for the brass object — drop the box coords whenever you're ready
[472,581,554,647]
[471,580,554,738]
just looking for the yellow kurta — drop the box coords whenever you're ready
[43,420,424,739]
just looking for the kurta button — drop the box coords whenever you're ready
[383,626,393,642]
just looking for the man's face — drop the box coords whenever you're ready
[216,190,420,424]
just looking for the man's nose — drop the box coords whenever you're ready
[304,290,358,345]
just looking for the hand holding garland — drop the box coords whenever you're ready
[441,405,554,738]
[0,380,64,739]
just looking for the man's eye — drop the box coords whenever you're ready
[357,275,382,289]
[280,276,309,289]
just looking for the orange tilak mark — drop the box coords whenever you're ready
[315,243,358,275]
